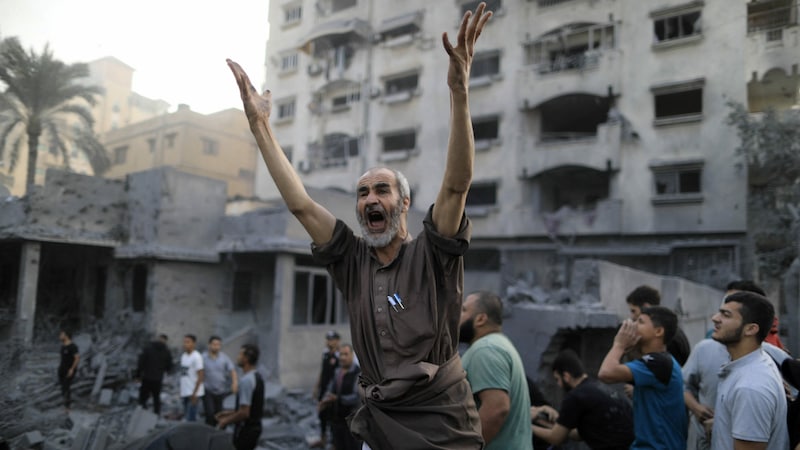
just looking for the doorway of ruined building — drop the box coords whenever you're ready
[537,326,618,406]
[32,242,114,343]
[0,242,21,341]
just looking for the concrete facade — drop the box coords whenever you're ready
[102,107,259,198]
[257,0,798,296]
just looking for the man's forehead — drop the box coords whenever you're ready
[358,169,395,186]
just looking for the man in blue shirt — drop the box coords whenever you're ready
[599,306,687,449]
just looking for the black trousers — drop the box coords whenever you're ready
[233,423,262,450]
[138,378,163,415]
[203,392,226,426]
[331,421,361,450]
[58,373,74,408]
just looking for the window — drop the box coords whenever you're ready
[292,263,346,325]
[165,132,177,148]
[382,130,416,153]
[281,53,298,72]
[113,146,128,164]
[132,265,147,312]
[466,181,498,207]
[202,138,218,156]
[385,73,418,95]
[651,78,704,124]
[331,0,357,13]
[461,0,501,15]
[471,51,500,79]
[309,133,359,168]
[331,90,361,111]
[650,159,704,203]
[284,5,302,24]
[377,11,423,43]
[651,3,702,44]
[277,99,296,120]
[147,138,156,153]
[748,0,793,33]
[232,271,253,311]
[473,116,500,149]
[238,168,254,179]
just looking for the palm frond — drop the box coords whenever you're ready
[53,103,95,129]
[8,134,23,172]
[0,117,23,165]
[44,120,70,170]
[74,128,110,175]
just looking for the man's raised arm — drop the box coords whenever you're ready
[433,3,492,237]
[227,59,336,245]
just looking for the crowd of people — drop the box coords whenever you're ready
[51,2,799,449]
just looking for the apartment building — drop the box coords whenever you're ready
[102,105,259,198]
[258,0,798,293]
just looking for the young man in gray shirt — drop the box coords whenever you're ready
[202,335,238,426]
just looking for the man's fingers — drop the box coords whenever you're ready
[441,32,454,57]
[456,10,471,48]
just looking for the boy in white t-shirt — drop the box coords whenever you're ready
[180,334,205,421]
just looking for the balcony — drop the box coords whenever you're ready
[473,198,623,237]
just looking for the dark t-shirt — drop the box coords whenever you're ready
[668,327,691,366]
[59,343,79,377]
[318,350,339,401]
[557,378,634,450]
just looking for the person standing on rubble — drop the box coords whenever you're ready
[136,333,173,416]
[216,344,264,450]
[58,329,80,412]
[202,335,238,427]
[226,3,492,448]
[180,334,204,422]
[311,330,340,448]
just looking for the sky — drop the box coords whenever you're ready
[0,0,270,114]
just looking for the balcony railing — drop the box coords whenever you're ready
[748,5,795,33]
[536,52,600,75]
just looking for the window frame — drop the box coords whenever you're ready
[292,265,347,326]
[275,97,297,122]
[649,159,705,204]
[650,1,704,48]
[651,78,705,126]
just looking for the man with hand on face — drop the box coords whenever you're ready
[459,291,532,450]
[599,306,687,450]
[532,349,634,450]
[226,3,493,449]
[709,291,788,450]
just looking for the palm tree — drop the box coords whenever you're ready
[0,37,110,196]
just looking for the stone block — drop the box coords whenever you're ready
[20,430,44,447]
[98,388,113,406]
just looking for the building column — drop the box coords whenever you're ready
[15,241,41,345]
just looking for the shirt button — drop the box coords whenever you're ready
[380,330,386,336]
[377,307,383,313]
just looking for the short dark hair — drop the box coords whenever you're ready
[60,329,72,339]
[641,306,677,344]
[184,334,197,343]
[627,285,661,307]
[208,335,221,344]
[340,343,353,353]
[468,291,503,325]
[725,280,766,296]
[552,349,585,378]
[724,291,774,343]
[241,344,260,365]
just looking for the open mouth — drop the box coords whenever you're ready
[366,209,387,232]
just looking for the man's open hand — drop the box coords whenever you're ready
[227,59,272,128]
[442,2,493,92]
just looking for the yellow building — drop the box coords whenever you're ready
[102,105,258,198]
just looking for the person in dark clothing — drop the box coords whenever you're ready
[312,330,340,448]
[58,330,80,412]
[626,285,690,366]
[533,350,634,450]
[217,344,264,450]
[526,376,553,450]
[319,343,362,450]
[136,333,174,415]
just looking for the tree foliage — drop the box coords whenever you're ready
[727,102,800,277]
[0,37,110,195]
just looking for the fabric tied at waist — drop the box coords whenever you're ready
[349,355,483,450]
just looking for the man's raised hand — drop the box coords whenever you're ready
[442,2,493,92]
[227,59,272,127]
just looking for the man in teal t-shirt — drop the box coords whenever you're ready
[460,291,533,450]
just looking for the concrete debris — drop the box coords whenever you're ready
[2,317,325,450]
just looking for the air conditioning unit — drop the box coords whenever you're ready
[298,159,312,174]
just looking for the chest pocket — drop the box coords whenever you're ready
[386,290,436,354]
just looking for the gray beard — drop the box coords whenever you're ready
[357,200,403,248]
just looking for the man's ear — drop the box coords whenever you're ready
[402,196,410,212]
[743,323,760,338]
[654,325,665,338]
[473,312,489,328]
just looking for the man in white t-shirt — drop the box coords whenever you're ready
[180,334,205,421]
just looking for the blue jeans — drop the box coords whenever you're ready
[182,396,200,421]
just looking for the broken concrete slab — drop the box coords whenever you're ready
[20,430,44,448]
[125,407,159,440]
[98,388,113,406]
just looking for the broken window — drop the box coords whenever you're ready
[461,0,501,15]
[650,159,704,202]
[540,94,610,141]
[132,265,147,312]
[652,79,704,122]
[202,138,218,156]
[309,133,359,168]
[528,23,615,74]
[384,73,418,95]
[473,116,500,148]
[292,266,344,325]
[653,12,701,42]
[537,166,611,212]
[466,181,498,207]
[113,146,128,165]
[232,271,253,311]
[381,130,416,153]
[471,51,500,79]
